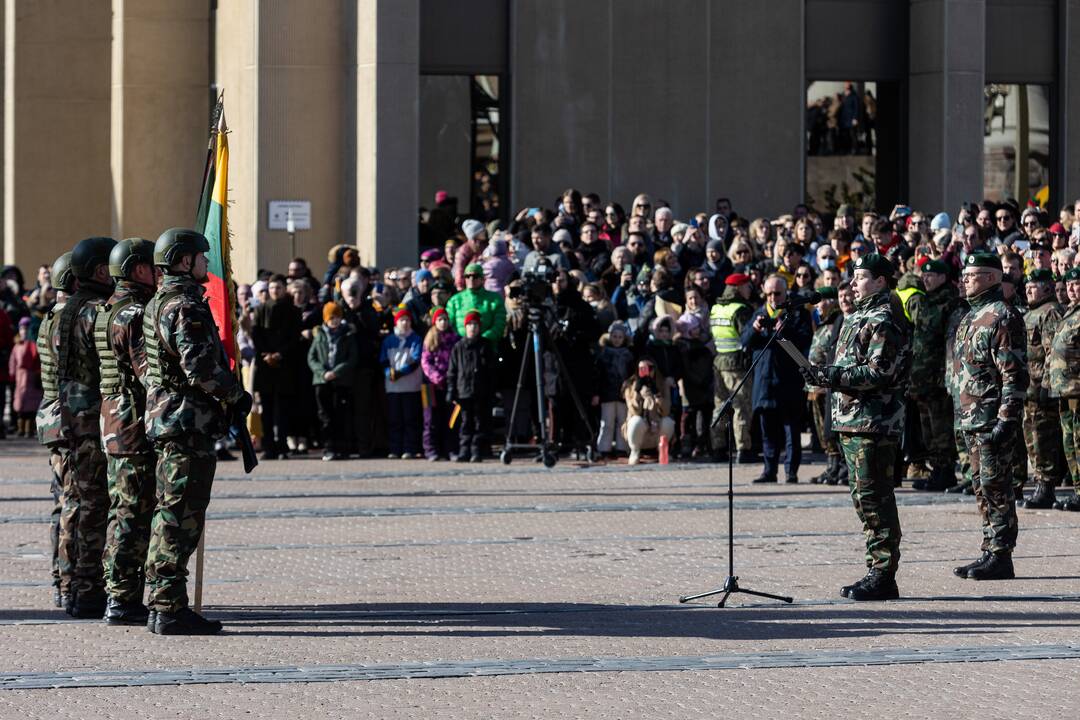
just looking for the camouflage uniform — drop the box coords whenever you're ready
[821,290,910,572]
[96,280,157,604]
[55,285,112,600]
[907,281,959,476]
[143,274,243,613]
[808,306,842,461]
[945,300,974,490]
[1047,302,1080,492]
[952,286,1028,553]
[1022,296,1066,487]
[708,286,753,453]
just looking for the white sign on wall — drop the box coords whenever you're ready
[268,200,311,231]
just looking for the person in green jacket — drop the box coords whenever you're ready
[308,302,357,461]
[445,263,506,347]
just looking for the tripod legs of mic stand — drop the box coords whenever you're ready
[680,576,794,607]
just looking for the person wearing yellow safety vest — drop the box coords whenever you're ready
[892,267,927,487]
[708,273,755,462]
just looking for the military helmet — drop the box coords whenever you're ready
[108,237,156,279]
[70,236,118,280]
[51,252,77,294]
[154,227,210,268]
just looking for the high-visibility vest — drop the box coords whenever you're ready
[710,302,747,353]
[895,286,924,323]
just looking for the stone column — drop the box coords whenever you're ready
[908,0,986,214]
[110,0,208,241]
[355,0,419,269]
[4,0,111,271]
[1059,0,1080,206]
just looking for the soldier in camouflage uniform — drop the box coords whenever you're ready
[806,287,843,484]
[143,228,251,635]
[35,252,78,608]
[906,260,959,491]
[1000,274,1031,496]
[57,237,117,617]
[944,296,975,495]
[1048,267,1080,511]
[1018,269,1066,509]
[802,254,910,601]
[96,239,158,625]
[708,273,754,462]
[951,253,1028,581]
[892,269,927,487]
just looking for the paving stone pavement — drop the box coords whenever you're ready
[1,436,1079,717]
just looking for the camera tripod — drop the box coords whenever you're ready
[500,305,597,468]
[679,320,793,608]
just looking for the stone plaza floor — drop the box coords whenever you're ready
[1,436,1079,718]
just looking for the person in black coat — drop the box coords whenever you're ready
[447,311,497,462]
[252,275,302,459]
[551,270,602,456]
[740,274,813,483]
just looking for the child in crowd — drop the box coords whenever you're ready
[308,302,356,461]
[446,311,496,462]
[379,309,423,459]
[623,357,675,465]
[676,312,714,459]
[8,317,41,436]
[420,307,460,461]
[594,321,634,457]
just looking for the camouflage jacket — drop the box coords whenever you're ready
[1047,303,1080,399]
[97,281,155,455]
[58,286,111,439]
[808,308,842,366]
[35,304,65,447]
[944,299,970,395]
[951,286,1028,431]
[1023,298,1063,401]
[825,290,910,437]
[143,274,243,442]
[908,283,959,393]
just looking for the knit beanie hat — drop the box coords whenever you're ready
[464,310,481,326]
[323,302,343,323]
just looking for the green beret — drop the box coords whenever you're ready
[852,253,894,279]
[464,262,485,277]
[1027,269,1055,284]
[817,286,838,300]
[922,259,950,275]
[836,203,854,218]
[1065,267,1080,282]
[964,252,1002,272]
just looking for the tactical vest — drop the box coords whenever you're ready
[94,296,138,395]
[37,307,61,401]
[143,287,189,390]
[58,292,100,387]
[710,302,747,354]
[895,286,924,323]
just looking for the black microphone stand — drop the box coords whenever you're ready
[679,318,794,608]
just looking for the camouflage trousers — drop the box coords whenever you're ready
[145,439,217,613]
[59,436,108,596]
[1024,401,1065,485]
[911,392,956,470]
[1060,398,1080,490]
[953,429,973,486]
[710,365,751,452]
[963,430,1018,553]
[48,450,72,590]
[810,391,839,457]
[103,453,157,603]
[838,433,902,573]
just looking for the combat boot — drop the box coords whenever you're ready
[944,478,971,494]
[953,551,991,578]
[907,463,931,490]
[1056,491,1080,512]
[811,456,837,485]
[924,466,955,493]
[1021,481,1056,510]
[840,570,874,598]
[846,569,899,601]
[152,607,223,635]
[69,589,107,619]
[966,551,1014,580]
[104,597,150,626]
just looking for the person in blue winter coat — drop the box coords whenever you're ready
[379,308,424,459]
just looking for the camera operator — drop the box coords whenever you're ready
[551,269,602,458]
[525,225,571,273]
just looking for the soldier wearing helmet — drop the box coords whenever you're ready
[142,228,251,635]
[94,238,158,626]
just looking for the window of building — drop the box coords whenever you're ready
[982,83,1051,208]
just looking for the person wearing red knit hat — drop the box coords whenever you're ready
[708,271,755,462]
[379,307,423,459]
[446,309,496,462]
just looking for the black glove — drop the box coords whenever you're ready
[989,419,1017,446]
[799,365,829,387]
[1038,386,1051,404]
[231,391,253,425]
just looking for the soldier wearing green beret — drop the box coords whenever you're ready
[801,253,910,600]
[951,252,1028,581]
[1047,268,1080,510]
[1018,268,1067,509]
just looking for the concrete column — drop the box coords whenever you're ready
[3,0,111,271]
[908,0,985,214]
[707,0,805,219]
[111,0,208,241]
[216,0,350,282]
[1060,0,1080,206]
[356,0,419,269]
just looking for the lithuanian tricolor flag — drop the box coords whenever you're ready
[196,94,237,368]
